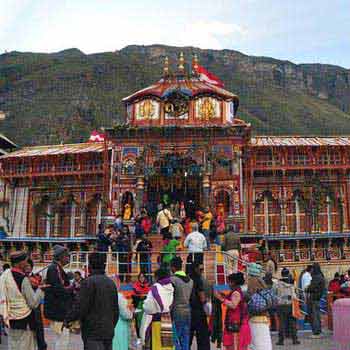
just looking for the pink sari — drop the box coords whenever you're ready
[222,288,251,350]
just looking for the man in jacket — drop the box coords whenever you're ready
[306,263,325,338]
[44,245,72,349]
[170,256,193,350]
[80,252,119,350]
[274,268,300,346]
[222,225,241,273]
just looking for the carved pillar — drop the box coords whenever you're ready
[311,238,316,260]
[70,201,76,238]
[280,198,287,233]
[264,196,269,234]
[252,203,256,233]
[79,204,87,237]
[136,176,145,215]
[96,199,102,235]
[295,239,300,261]
[341,181,348,231]
[279,240,285,262]
[46,203,52,238]
[53,209,60,237]
[202,174,210,208]
[28,199,36,237]
[327,195,332,233]
[295,197,301,234]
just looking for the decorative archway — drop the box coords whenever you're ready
[86,194,102,235]
[214,188,231,217]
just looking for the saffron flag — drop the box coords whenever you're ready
[89,130,105,142]
[197,64,224,88]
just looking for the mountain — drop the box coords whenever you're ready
[0,45,349,146]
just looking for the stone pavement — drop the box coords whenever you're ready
[0,330,337,350]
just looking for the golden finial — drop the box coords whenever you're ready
[178,52,185,73]
[192,53,199,76]
[163,56,169,77]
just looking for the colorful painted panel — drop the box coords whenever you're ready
[195,97,220,121]
[135,99,160,120]
[122,147,139,159]
[225,101,235,123]
[164,91,189,119]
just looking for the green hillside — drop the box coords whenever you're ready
[0,45,349,146]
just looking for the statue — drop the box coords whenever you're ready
[123,203,132,221]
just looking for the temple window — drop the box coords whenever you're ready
[256,150,281,167]
[58,159,75,172]
[287,152,309,166]
[319,151,341,165]
[85,158,102,171]
[17,161,28,174]
[38,161,51,173]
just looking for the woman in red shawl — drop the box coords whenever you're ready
[133,273,151,341]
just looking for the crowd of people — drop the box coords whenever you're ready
[96,204,230,281]
[0,237,331,350]
[0,200,339,350]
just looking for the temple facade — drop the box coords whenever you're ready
[1,54,350,264]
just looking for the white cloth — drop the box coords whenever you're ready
[50,322,71,350]
[8,328,36,350]
[184,231,207,253]
[156,209,173,229]
[225,249,240,274]
[8,187,29,237]
[0,269,31,325]
[249,321,272,350]
[140,280,174,343]
[143,282,174,315]
[301,271,312,291]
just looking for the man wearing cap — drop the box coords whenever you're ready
[44,245,72,349]
[0,251,46,350]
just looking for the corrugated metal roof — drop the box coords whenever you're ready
[251,136,350,147]
[1,142,106,159]
[122,78,239,102]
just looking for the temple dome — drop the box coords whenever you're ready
[123,54,240,127]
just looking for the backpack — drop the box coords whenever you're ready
[248,288,277,316]
[277,283,294,306]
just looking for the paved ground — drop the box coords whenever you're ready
[0,330,337,350]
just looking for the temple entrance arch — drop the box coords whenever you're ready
[145,153,203,217]
[215,189,231,217]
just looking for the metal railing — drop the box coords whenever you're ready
[67,248,331,318]
[68,248,228,285]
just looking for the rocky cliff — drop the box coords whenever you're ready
[0,45,349,145]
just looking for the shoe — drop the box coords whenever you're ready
[276,341,284,346]
[310,334,322,339]
[293,340,301,345]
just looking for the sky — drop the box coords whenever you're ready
[0,0,349,68]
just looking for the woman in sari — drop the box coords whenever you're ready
[215,272,251,350]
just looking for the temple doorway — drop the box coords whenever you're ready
[144,154,203,218]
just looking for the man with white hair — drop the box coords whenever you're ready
[184,222,207,271]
